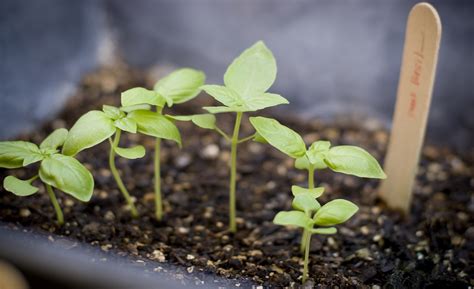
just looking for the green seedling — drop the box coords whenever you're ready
[250,116,386,253]
[274,192,359,283]
[0,129,94,225]
[120,68,205,220]
[62,104,152,218]
[172,41,289,232]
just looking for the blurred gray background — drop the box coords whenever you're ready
[1,0,473,148]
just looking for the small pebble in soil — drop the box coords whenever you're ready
[19,208,31,218]
[201,144,220,159]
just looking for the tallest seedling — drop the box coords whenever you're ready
[200,41,289,232]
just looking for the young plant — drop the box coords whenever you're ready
[120,68,205,220]
[249,116,386,252]
[0,129,94,225]
[273,193,359,283]
[172,41,289,232]
[62,104,150,218]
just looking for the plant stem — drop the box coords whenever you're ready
[109,129,138,218]
[45,184,64,225]
[215,126,231,142]
[154,138,162,220]
[229,111,243,232]
[302,231,312,284]
[300,165,316,253]
[237,133,256,144]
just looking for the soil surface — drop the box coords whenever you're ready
[1,65,473,288]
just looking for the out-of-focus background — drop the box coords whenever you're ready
[1,0,473,148]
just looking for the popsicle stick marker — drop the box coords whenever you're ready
[378,3,441,213]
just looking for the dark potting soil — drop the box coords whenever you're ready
[0,65,472,288]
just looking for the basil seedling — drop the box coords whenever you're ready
[274,192,359,283]
[121,68,205,220]
[0,129,94,225]
[172,41,289,232]
[250,116,386,253]
[63,104,149,218]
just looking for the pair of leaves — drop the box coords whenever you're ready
[273,199,358,231]
[1,129,94,202]
[62,106,181,158]
[167,114,216,130]
[121,68,206,109]
[250,116,386,179]
[291,186,324,214]
[202,41,289,114]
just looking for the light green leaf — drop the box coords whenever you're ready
[114,117,137,133]
[40,128,68,150]
[102,105,124,120]
[253,132,268,144]
[291,185,324,198]
[292,194,321,214]
[0,141,42,169]
[242,93,289,111]
[224,41,277,98]
[273,210,313,229]
[312,227,337,235]
[203,106,245,114]
[325,146,386,179]
[295,156,310,170]
[154,68,206,104]
[121,87,169,108]
[167,114,216,130]
[306,141,330,169]
[22,154,45,166]
[249,116,306,158]
[201,85,243,107]
[62,111,116,156]
[313,199,359,226]
[128,110,181,146]
[39,154,94,202]
[120,104,152,113]
[3,176,38,196]
[114,145,145,159]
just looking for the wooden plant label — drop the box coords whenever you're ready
[379,3,441,213]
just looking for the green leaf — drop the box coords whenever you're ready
[291,185,324,198]
[114,117,137,133]
[201,85,243,107]
[292,194,321,214]
[0,141,42,168]
[242,93,289,111]
[3,176,38,196]
[22,154,45,166]
[325,146,386,179]
[121,87,169,108]
[154,68,206,104]
[202,106,245,114]
[312,227,337,235]
[306,141,330,169]
[102,105,124,120]
[273,211,313,229]
[40,128,68,150]
[114,145,145,159]
[120,104,152,113]
[167,114,216,130]
[224,41,277,98]
[128,110,181,146]
[313,199,359,226]
[253,132,268,144]
[249,117,306,158]
[39,154,94,202]
[62,111,116,156]
[294,156,310,170]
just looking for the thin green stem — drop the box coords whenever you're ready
[303,231,312,284]
[45,184,64,225]
[215,126,231,142]
[109,129,138,218]
[237,133,256,144]
[154,138,162,220]
[301,165,316,253]
[229,111,243,232]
